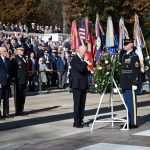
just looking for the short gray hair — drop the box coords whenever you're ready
[0,46,6,52]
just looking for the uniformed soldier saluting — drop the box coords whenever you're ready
[120,39,140,129]
[10,45,27,116]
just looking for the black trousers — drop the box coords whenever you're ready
[0,85,9,115]
[73,88,86,124]
[15,84,26,114]
[29,73,36,92]
[51,72,58,87]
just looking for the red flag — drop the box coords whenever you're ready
[85,17,94,73]
[71,21,79,50]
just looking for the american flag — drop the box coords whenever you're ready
[79,20,86,42]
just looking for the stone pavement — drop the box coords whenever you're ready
[0,89,149,150]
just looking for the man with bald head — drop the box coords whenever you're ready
[70,46,89,128]
[0,47,10,119]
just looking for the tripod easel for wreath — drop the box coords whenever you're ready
[91,55,129,131]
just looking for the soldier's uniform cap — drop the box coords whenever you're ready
[124,39,134,45]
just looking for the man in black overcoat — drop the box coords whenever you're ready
[10,46,27,116]
[70,46,89,128]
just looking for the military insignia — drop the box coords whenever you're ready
[125,58,131,64]
[18,61,22,65]
[18,61,22,68]
[135,61,139,67]
[145,66,149,71]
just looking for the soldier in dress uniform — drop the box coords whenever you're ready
[120,39,140,129]
[10,46,27,116]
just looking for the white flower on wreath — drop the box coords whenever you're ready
[98,66,102,70]
[106,72,110,75]
[95,84,98,88]
[105,60,108,64]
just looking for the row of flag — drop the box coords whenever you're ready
[71,14,148,73]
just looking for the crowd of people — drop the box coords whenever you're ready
[0,29,74,119]
[0,21,62,34]
[0,30,73,91]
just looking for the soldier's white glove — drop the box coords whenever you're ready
[132,85,137,90]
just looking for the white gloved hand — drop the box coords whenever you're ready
[132,85,137,90]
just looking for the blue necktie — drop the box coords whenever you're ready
[3,58,8,71]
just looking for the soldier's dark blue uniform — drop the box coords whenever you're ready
[10,46,27,116]
[120,40,140,128]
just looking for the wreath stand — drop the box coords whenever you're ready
[91,55,129,131]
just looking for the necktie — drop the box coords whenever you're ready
[3,58,8,71]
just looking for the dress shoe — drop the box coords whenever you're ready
[0,115,5,120]
[3,114,10,119]
[16,112,28,116]
[129,124,138,129]
[81,120,89,127]
[120,124,138,129]
[73,123,83,128]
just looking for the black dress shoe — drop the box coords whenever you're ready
[73,123,83,128]
[16,112,28,116]
[81,120,89,127]
[130,124,138,129]
[0,116,5,120]
[120,124,138,129]
[3,114,10,119]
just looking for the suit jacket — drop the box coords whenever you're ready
[31,43,39,57]
[70,54,89,90]
[28,58,38,73]
[23,42,33,56]
[57,57,68,72]
[0,57,10,85]
[10,55,27,85]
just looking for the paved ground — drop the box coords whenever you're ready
[0,88,149,150]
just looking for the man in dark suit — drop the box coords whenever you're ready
[57,51,68,88]
[23,38,33,56]
[0,47,10,119]
[10,46,27,116]
[70,46,89,128]
[28,52,38,92]
[49,49,58,87]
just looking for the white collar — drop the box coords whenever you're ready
[126,49,133,55]
[77,53,82,61]
[1,56,5,60]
